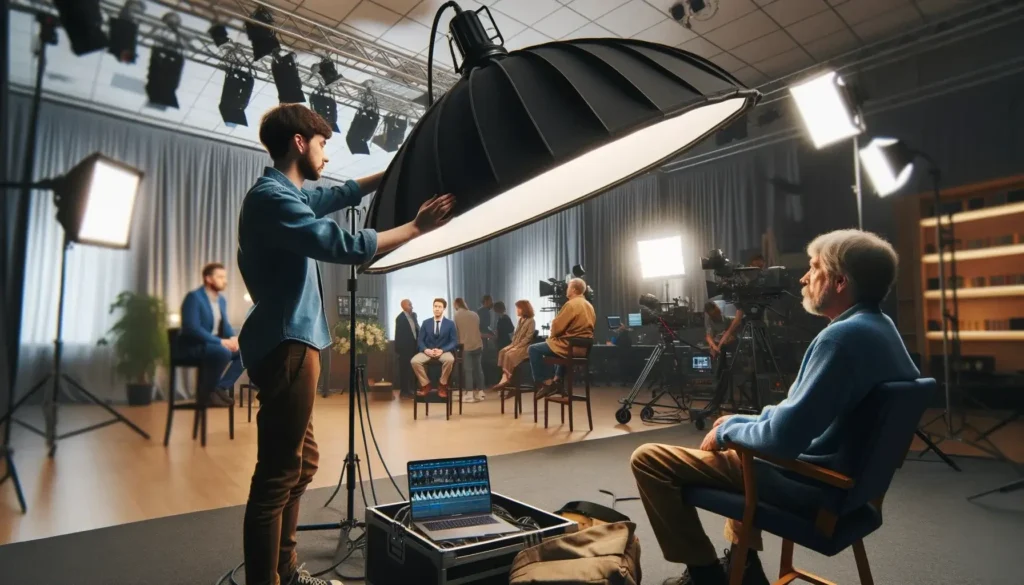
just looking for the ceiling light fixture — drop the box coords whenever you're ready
[372,114,408,153]
[220,68,255,126]
[317,57,342,86]
[145,46,185,108]
[309,89,340,132]
[245,6,280,60]
[52,0,108,55]
[271,52,305,103]
[363,3,759,273]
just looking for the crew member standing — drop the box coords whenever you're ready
[394,299,419,399]
[237,103,453,585]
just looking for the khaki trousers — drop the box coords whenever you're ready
[630,444,763,566]
[410,351,455,386]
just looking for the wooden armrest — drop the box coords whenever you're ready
[725,442,855,490]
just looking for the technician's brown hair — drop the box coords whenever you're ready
[202,263,225,279]
[515,300,535,319]
[453,298,468,310]
[433,298,448,309]
[258,104,333,161]
[493,301,507,313]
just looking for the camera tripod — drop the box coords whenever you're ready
[690,306,784,431]
[615,318,696,425]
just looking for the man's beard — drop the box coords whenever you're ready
[801,285,833,316]
[299,154,321,181]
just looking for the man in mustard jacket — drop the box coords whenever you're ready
[530,278,595,399]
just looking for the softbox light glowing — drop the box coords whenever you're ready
[638,236,685,279]
[859,137,915,197]
[789,71,863,149]
[53,154,142,249]
[364,6,759,274]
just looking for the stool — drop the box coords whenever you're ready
[543,338,594,432]
[500,362,537,422]
[240,382,258,422]
[164,328,235,447]
[413,346,463,420]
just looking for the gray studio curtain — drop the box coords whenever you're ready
[5,93,380,403]
[445,205,585,329]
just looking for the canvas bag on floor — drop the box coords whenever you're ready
[508,521,642,585]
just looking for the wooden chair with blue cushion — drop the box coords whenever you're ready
[683,378,935,585]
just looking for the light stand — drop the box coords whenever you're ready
[294,204,368,579]
[853,134,863,230]
[0,10,55,513]
[859,139,1015,481]
[0,238,152,457]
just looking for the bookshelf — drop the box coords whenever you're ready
[909,175,1024,376]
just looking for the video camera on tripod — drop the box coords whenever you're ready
[701,249,792,311]
[637,293,697,332]
[539,263,594,311]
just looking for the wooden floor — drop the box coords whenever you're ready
[1,386,1021,546]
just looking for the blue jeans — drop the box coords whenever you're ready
[462,348,485,390]
[182,341,245,394]
[528,342,564,383]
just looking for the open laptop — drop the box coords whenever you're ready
[407,455,520,542]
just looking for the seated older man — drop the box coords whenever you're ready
[530,278,595,399]
[631,230,920,585]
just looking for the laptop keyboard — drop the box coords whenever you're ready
[423,516,499,531]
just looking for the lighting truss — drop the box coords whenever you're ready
[11,0,426,119]
[140,0,458,104]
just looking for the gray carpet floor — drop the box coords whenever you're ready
[1,426,1022,585]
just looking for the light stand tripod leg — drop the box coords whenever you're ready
[1,447,27,513]
[58,375,150,440]
[967,478,1024,501]
[913,430,961,471]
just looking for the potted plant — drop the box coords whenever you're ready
[98,291,170,406]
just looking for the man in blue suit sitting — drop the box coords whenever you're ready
[411,298,458,399]
[179,262,245,407]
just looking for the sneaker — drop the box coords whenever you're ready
[204,388,233,408]
[668,549,768,585]
[475,390,486,401]
[283,564,342,585]
[463,391,479,403]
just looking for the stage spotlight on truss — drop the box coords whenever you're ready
[318,57,342,85]
[52,0,108,55]
[145,46,185,108]
[220,68,255,126]
[859,137,917,197]
[271,52,305,103]
[372,115,408,153]
[347,105,380,155]
[108,2,144,64]
[789,70,864,149]
[209,23,230,46]
[363,3,759,273]
[245,6,280,60]
[638,236,686,279]
[309,90,340,132]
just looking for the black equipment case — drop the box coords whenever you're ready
[365,492,578,585]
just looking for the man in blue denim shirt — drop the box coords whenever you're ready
[238,104,453,585]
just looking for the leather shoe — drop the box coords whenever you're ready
[438,384,449,399]
[415,385,431,397]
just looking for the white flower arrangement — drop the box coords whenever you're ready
[333,318,389,355]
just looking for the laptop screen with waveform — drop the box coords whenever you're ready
[408,456,492,521]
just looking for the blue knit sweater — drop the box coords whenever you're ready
[715,302,920,472]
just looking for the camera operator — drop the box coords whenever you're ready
[630,229,919,585]
[703,301,742,361]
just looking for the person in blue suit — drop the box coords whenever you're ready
[411,298,458,398]
[178,262,244,407]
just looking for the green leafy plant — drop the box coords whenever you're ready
[97,291,170,385]
[333,318,389,355]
